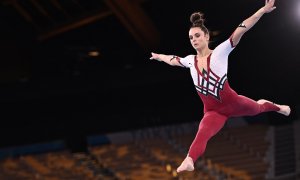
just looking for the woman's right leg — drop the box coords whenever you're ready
[176,111,227,173]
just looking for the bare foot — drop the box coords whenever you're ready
[176,156,194,173]
[257,99,291,116]
[277,105,291,116]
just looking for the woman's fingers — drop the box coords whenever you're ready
[150,52,157,60]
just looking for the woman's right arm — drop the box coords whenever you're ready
[150,52,183,66]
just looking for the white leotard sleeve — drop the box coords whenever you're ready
[178,55,194,68]
[210,38,235,76]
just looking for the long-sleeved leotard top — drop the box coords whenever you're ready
[175,38,258,116]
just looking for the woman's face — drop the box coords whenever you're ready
[189,27,209,50]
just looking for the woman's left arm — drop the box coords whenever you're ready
[231,0,276,47]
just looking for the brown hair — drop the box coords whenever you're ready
[190,12,209,35]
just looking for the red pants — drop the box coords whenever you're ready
[188,94,280,162]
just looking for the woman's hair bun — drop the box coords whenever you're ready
[190,12,204,26]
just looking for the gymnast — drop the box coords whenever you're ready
[149,0,290,173]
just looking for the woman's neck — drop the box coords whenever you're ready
[197,48,212,57]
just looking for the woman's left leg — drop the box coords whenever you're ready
[231,95,289,117]
[257,99,290,116]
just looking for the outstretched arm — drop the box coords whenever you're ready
[150,52,183,66]
[231,0,276,47]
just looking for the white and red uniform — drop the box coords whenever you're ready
[176,37,279,162]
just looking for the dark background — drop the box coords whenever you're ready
[0,0,299,148]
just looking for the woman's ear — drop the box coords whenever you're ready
[205,33,210,41]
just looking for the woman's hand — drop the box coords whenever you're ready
[263,0,276,13]
[150,52,161,61]
[149,53,182,66]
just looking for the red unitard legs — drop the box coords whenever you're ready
[188,82,280,162]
